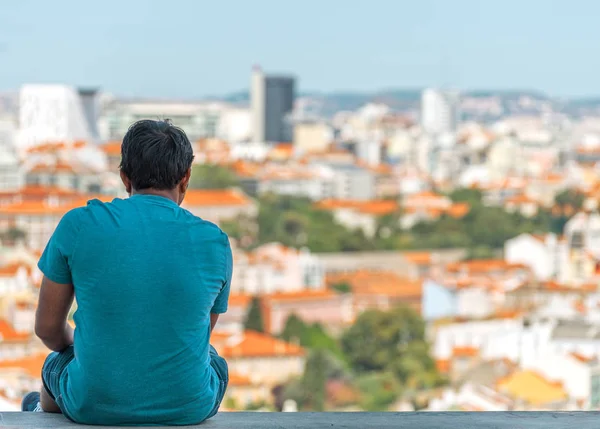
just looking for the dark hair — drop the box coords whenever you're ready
[119,119,194,190]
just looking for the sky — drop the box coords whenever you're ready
[1,0,599,99]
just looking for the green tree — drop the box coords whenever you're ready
[355,372,401,411]
[301,350,328,411]
[244,297,264,332]
[555,189,585,210]
[282,349,350,411]
[341,307,439,389]
[189,164,239,189]
[280,315,345,362]
[281,314,306,343]
[331,282,352,294]
[2,227,26,243]
[448,188,483,205]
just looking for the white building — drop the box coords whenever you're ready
[505,234,561,281]
[101,99,250,142]
[421,88,460,135]
[17,85,92,148]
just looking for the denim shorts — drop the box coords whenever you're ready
[41,344,229,420]
[41,345,74,417]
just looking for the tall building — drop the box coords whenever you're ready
[421,88,460,135]
[251,67,295,142]
[17,84,92,148]
[78,87,101,142]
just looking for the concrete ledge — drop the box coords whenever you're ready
[2,411,600,428]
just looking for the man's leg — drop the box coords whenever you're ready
[39,345,75,413]
[40,386,61,413]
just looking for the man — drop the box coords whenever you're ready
[22,120,232,425]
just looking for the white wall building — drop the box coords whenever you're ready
[421,88,460,135]
[18,85,91,148]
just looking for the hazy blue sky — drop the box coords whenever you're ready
[1,0,598,98]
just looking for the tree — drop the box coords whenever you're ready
[280,315,346,362]
[1,227,26,244]
[244,297,264,332]
[331,282,352,294]
[189,164,239,189]
[281,314,306,344]
[554,189,585,210]
[448,188,483,206]
[355,372,401,411]
[341,306,439,389]
[301,350,328,411]
[282,349,350,411]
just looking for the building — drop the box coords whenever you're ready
[251,67,295,143]
[78,88,101,142]
[293,121,332,154]
[17,84,92,148]
[0,141,23,192]
[261,290,353,335]
[504,234,561,281]
[212,330,305,386]
[232,242,325,295]
[181,188,257,226]
[101,99,249,142]
[421,88,460,135]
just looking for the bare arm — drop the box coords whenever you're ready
[210,313,219,333]
[35,275,74,352]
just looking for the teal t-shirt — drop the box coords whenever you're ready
[37,194,232,426]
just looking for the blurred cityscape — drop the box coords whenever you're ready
[3,64,600,413]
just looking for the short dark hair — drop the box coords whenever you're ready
[120,119,194,190]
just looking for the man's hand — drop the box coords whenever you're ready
[35,275,75,352]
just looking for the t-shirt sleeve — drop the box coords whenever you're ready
[211,234,233,314]
[37,209,82,285]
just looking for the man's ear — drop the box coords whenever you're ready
[180,168,191,194]
[120,170,132,194]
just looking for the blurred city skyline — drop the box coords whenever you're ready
[2,0,600,98]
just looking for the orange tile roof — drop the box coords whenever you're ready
[447,203,470,218]
[19,185,81,198]
[316,199,399,216]
[446,260,527,274]
[183,189,251,207]
[452,346,479,358]
[263,289,337,303]
[228,294,253,308]
[0,353,47,378]
[271,143,294,155]
[101,141,122,156]
[26,142,67,154]
[497,370,567,406]
[0,319,30,342]
[231,161,262,178]
[220,330,305,359]
[571,352,594,364]
[505,194,539,205]
[229,372,253,386]
[542,281,597,293]
[326,270,422,299]
[436,359,450,373]
[29,160,78,174]
[403,252,432,265]
[0,262,29,277]
[0,195,113,216]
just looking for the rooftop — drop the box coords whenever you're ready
[2,411,600,429]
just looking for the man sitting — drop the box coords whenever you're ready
[22,119,232,425]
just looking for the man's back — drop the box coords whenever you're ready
[38,194,232,425]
